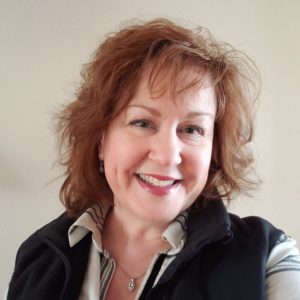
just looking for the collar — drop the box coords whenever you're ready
[187,199,232,246]
[68,204,111,250]
[68,204,188,255]
[156,199,232,285]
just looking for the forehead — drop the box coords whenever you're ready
[129,69,217,116]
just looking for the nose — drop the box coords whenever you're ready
[148,129,182,166]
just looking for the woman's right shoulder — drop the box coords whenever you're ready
[14,213,72,262]
[7,213,79,300]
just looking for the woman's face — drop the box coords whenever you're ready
[100,72,217,226]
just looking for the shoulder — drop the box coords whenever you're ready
[229,213,284,238]
[7,213,93,300]
[7,213,87,300]
[228,214,286,254]
[13,212,75,271]
[265,236,300,299]
[16,213,74,262]
[35,212,75,241]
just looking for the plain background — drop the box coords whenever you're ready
[1,0,299,295]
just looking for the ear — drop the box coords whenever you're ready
[98,133,105,160]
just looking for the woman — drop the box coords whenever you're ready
[7,18,300,300]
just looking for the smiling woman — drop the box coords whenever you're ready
[6,18,300,300]
[100,70,216,227]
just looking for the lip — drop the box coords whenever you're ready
[140,173,180,181]
[135,173,181,196]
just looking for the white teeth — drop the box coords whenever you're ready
[139,174,175,187]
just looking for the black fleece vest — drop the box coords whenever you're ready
[7,200,284,300]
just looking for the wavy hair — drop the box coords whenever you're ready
[56,18,260,217]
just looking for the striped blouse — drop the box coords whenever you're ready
[68,205,300,300]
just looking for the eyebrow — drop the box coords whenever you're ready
[127,104,215,119]
[127,104,161,117]
[186,111,215,119]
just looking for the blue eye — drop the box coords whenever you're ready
[129,120,151,128]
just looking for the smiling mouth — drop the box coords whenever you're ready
[138,174,178,187]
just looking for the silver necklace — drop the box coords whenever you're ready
[117,264,147,292]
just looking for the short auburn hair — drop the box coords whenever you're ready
[56,18,260,217]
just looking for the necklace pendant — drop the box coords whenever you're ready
[128,278,136,292]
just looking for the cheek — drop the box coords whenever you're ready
[187,146,212,176]
[103,133,147,177]
[183,148,213,199]
[184,155,211,204]
[189,162,209,185]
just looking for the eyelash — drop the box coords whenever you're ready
[129,119,205,137]
[129,119,152,128]
[178,125,205,137]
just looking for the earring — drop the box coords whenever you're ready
[99,160,104,173]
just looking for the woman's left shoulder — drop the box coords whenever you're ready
[228,213,287,251]
[265,235,300,299]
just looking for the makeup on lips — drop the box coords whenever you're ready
[136,173,181,196]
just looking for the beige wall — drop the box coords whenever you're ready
[1,0,299,295]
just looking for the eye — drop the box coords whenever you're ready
[179,125,204,137]
[129,119,152,129]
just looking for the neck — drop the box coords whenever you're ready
[105,206,170,242]
[101,207,171,297]
[102,207,170,269]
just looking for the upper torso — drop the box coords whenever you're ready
[7,200,300,300]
